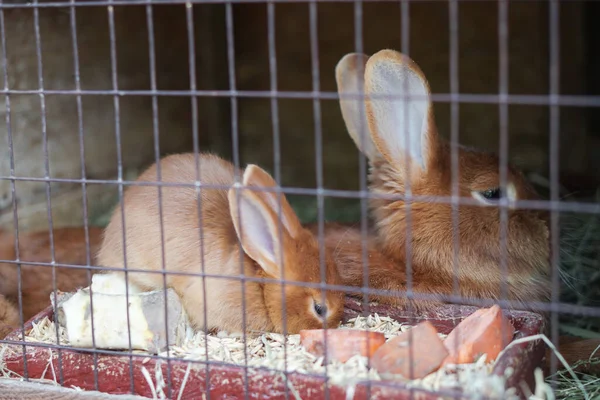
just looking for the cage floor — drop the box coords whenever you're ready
[0,298,546,400]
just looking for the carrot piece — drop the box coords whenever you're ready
[300,329,386,363]
[371,321,448,379]
[443,305,515,365]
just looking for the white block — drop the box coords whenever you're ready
[55,281,188,354]
[90,273,142,295]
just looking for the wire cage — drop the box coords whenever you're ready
[0,0,599,399]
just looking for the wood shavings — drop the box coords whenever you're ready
[343,314,413,338]
[3,314,517,399]
[27,317,69,346]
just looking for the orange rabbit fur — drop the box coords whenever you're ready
[97,153,344,334]
[0,295,18,339]
[0,227,103,324]
[331,49,550,310]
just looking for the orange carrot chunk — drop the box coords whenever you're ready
[442,305,515,366]
[371,321,448,379]
[300,329,386,363]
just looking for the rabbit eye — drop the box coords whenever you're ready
[481,188,501,200]
[471,187,503,205]
[313,301,327,317]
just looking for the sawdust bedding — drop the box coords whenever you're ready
[1,313,519,399]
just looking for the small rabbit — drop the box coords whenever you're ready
[96,153,345,334]
[334,49,550,309]
[0,227,103,322]
[0,294,18,339]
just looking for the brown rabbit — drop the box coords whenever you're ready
[313,223,600,373]
[0,294,19,339]
[96,153,344,334]
[0,227,103,322]
[333,50,600,372]
[333,49,550,310]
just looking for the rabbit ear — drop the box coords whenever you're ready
[364,49,439,180]
[242,164,302,239]
[335,53,380,161]
[228,187,283,278]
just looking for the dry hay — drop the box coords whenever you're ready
[0,313,526,400]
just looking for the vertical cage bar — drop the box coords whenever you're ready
[308,3,331,397]
[549,0,561,380]
[449,0,461,390]
[498,0,510,302]
[498,0,512,384]
[267,2,280,187]
[497,0,511,374]
[68,0,99,389]
[353,1,373,399]
[0,1,28,379]
[266,3,290,400]
[224,3,250,400]
[106,1,136,393]
[145,3,173,398]
[185,3,211,400]
[400,0,416,388]
[353,1,367,312]
[32,0,64,385]
[449,0,460,296]
[399,0,411,301]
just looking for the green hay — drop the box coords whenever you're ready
[547,361,600,400]
[557,208,600,333]
[528,176,600,399]
[546,183,600,334]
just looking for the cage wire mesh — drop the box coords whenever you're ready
[0,0,598,399]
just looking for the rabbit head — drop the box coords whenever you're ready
[336,49,550,305]
[228,164,345,333]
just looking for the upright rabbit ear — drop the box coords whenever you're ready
[364,49,439,181]
[242,164,302,239]
[228,187,282,278]
[335,53,380,161]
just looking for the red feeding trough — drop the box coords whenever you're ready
[1,298,546,400]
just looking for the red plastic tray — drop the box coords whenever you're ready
[1,298,546,400]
